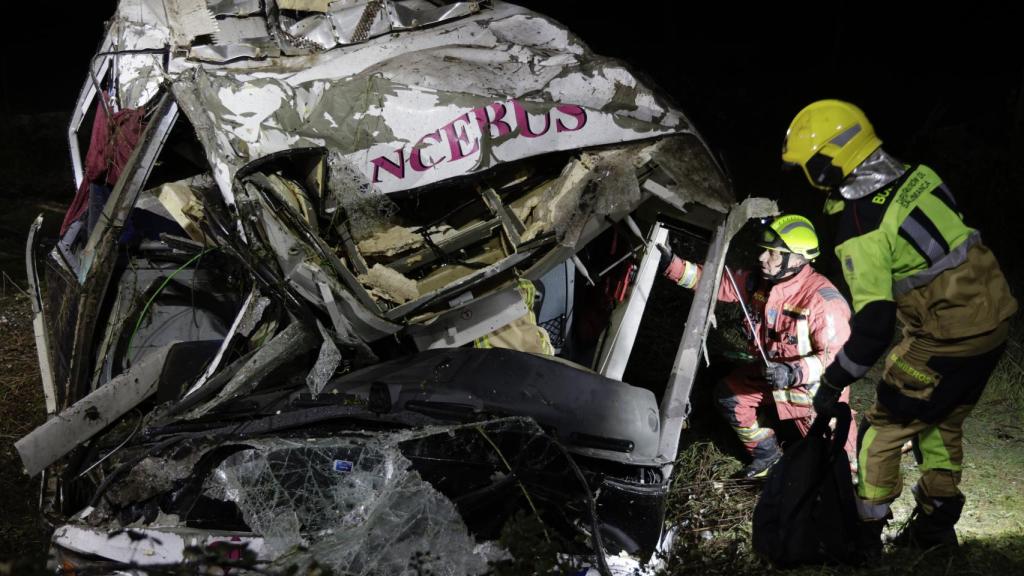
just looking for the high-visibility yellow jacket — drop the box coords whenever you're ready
[824,164,1018,387]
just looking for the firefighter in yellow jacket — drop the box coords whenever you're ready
[782,99,1018,555]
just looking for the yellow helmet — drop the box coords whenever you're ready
[782,100,882,190]
[757,214,820,260]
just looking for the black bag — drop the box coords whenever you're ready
[751,403,861,567]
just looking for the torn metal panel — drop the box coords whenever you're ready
[647,136,733,213]
[26,215,57,415]
[406,285,528,350]
[15,344,176,477]
[307,321,344,397]
[184,288,260,398]
[277,0,333,11]
[188,41,282,63]
[186,321,317,418]
[163,2,692,201]
[53,524,266,568]
[209,0,263,17]
[166,0,219,48]
[325,2,391,45]
[212,16,271,45]
[388,1,481,30]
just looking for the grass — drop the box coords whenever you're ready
[0,292,50,567]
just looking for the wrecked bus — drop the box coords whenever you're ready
[16,0,775,573]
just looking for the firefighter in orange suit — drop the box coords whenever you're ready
[659,214,857,478]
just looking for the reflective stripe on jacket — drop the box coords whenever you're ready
[824,164,1018,387]
[666,260,852,393]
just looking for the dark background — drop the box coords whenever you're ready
[2,2,1022,282]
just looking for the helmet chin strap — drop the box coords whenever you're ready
[762,252,806,282]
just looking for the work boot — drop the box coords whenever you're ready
[737,436,783,479]
[856,519,886,563]
[891,494,964,549]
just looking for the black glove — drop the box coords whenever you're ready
[763,361,796,390]
[813,376,844,416]
[656,243,673,276]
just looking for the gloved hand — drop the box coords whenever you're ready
[763,361,796,390]
[656,243,674,276]
[813,376,844,416]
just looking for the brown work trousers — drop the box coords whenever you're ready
[855,321,1009,518]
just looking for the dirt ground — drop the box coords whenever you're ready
[0,291,50,571]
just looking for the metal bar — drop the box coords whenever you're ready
[724,265,769,367]
[572,255,595,286]
[389,218,501,274]
[657,221,728,470]
[480,187,525,247]
[385,250,534,320]
[656,197,778,475]
[597,245,643,279]
[68,33,115,189]
[595,223,668,381]
[337,221,369,275]
[25,215,57,415]
[15,343,177,477]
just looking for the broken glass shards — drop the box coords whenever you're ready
[198,422,546,575]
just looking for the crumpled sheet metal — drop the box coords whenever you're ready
[166,0,219,49]
[522,146,645,247]
[648,136,733,213]
[166,2,694,202]
[307,320,343,397]
[105,7,171,110]
[187,321,317,418]
[200,422,533,574]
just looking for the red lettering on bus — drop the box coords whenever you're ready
[370,147,406,183]
[442,113,480,161]
[410,130,445,172]
[555,104,587,133]
[473,102,513,139]
[511,100,551,138]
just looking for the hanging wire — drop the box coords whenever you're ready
[474,425,552,543]
[125,247,218,359]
